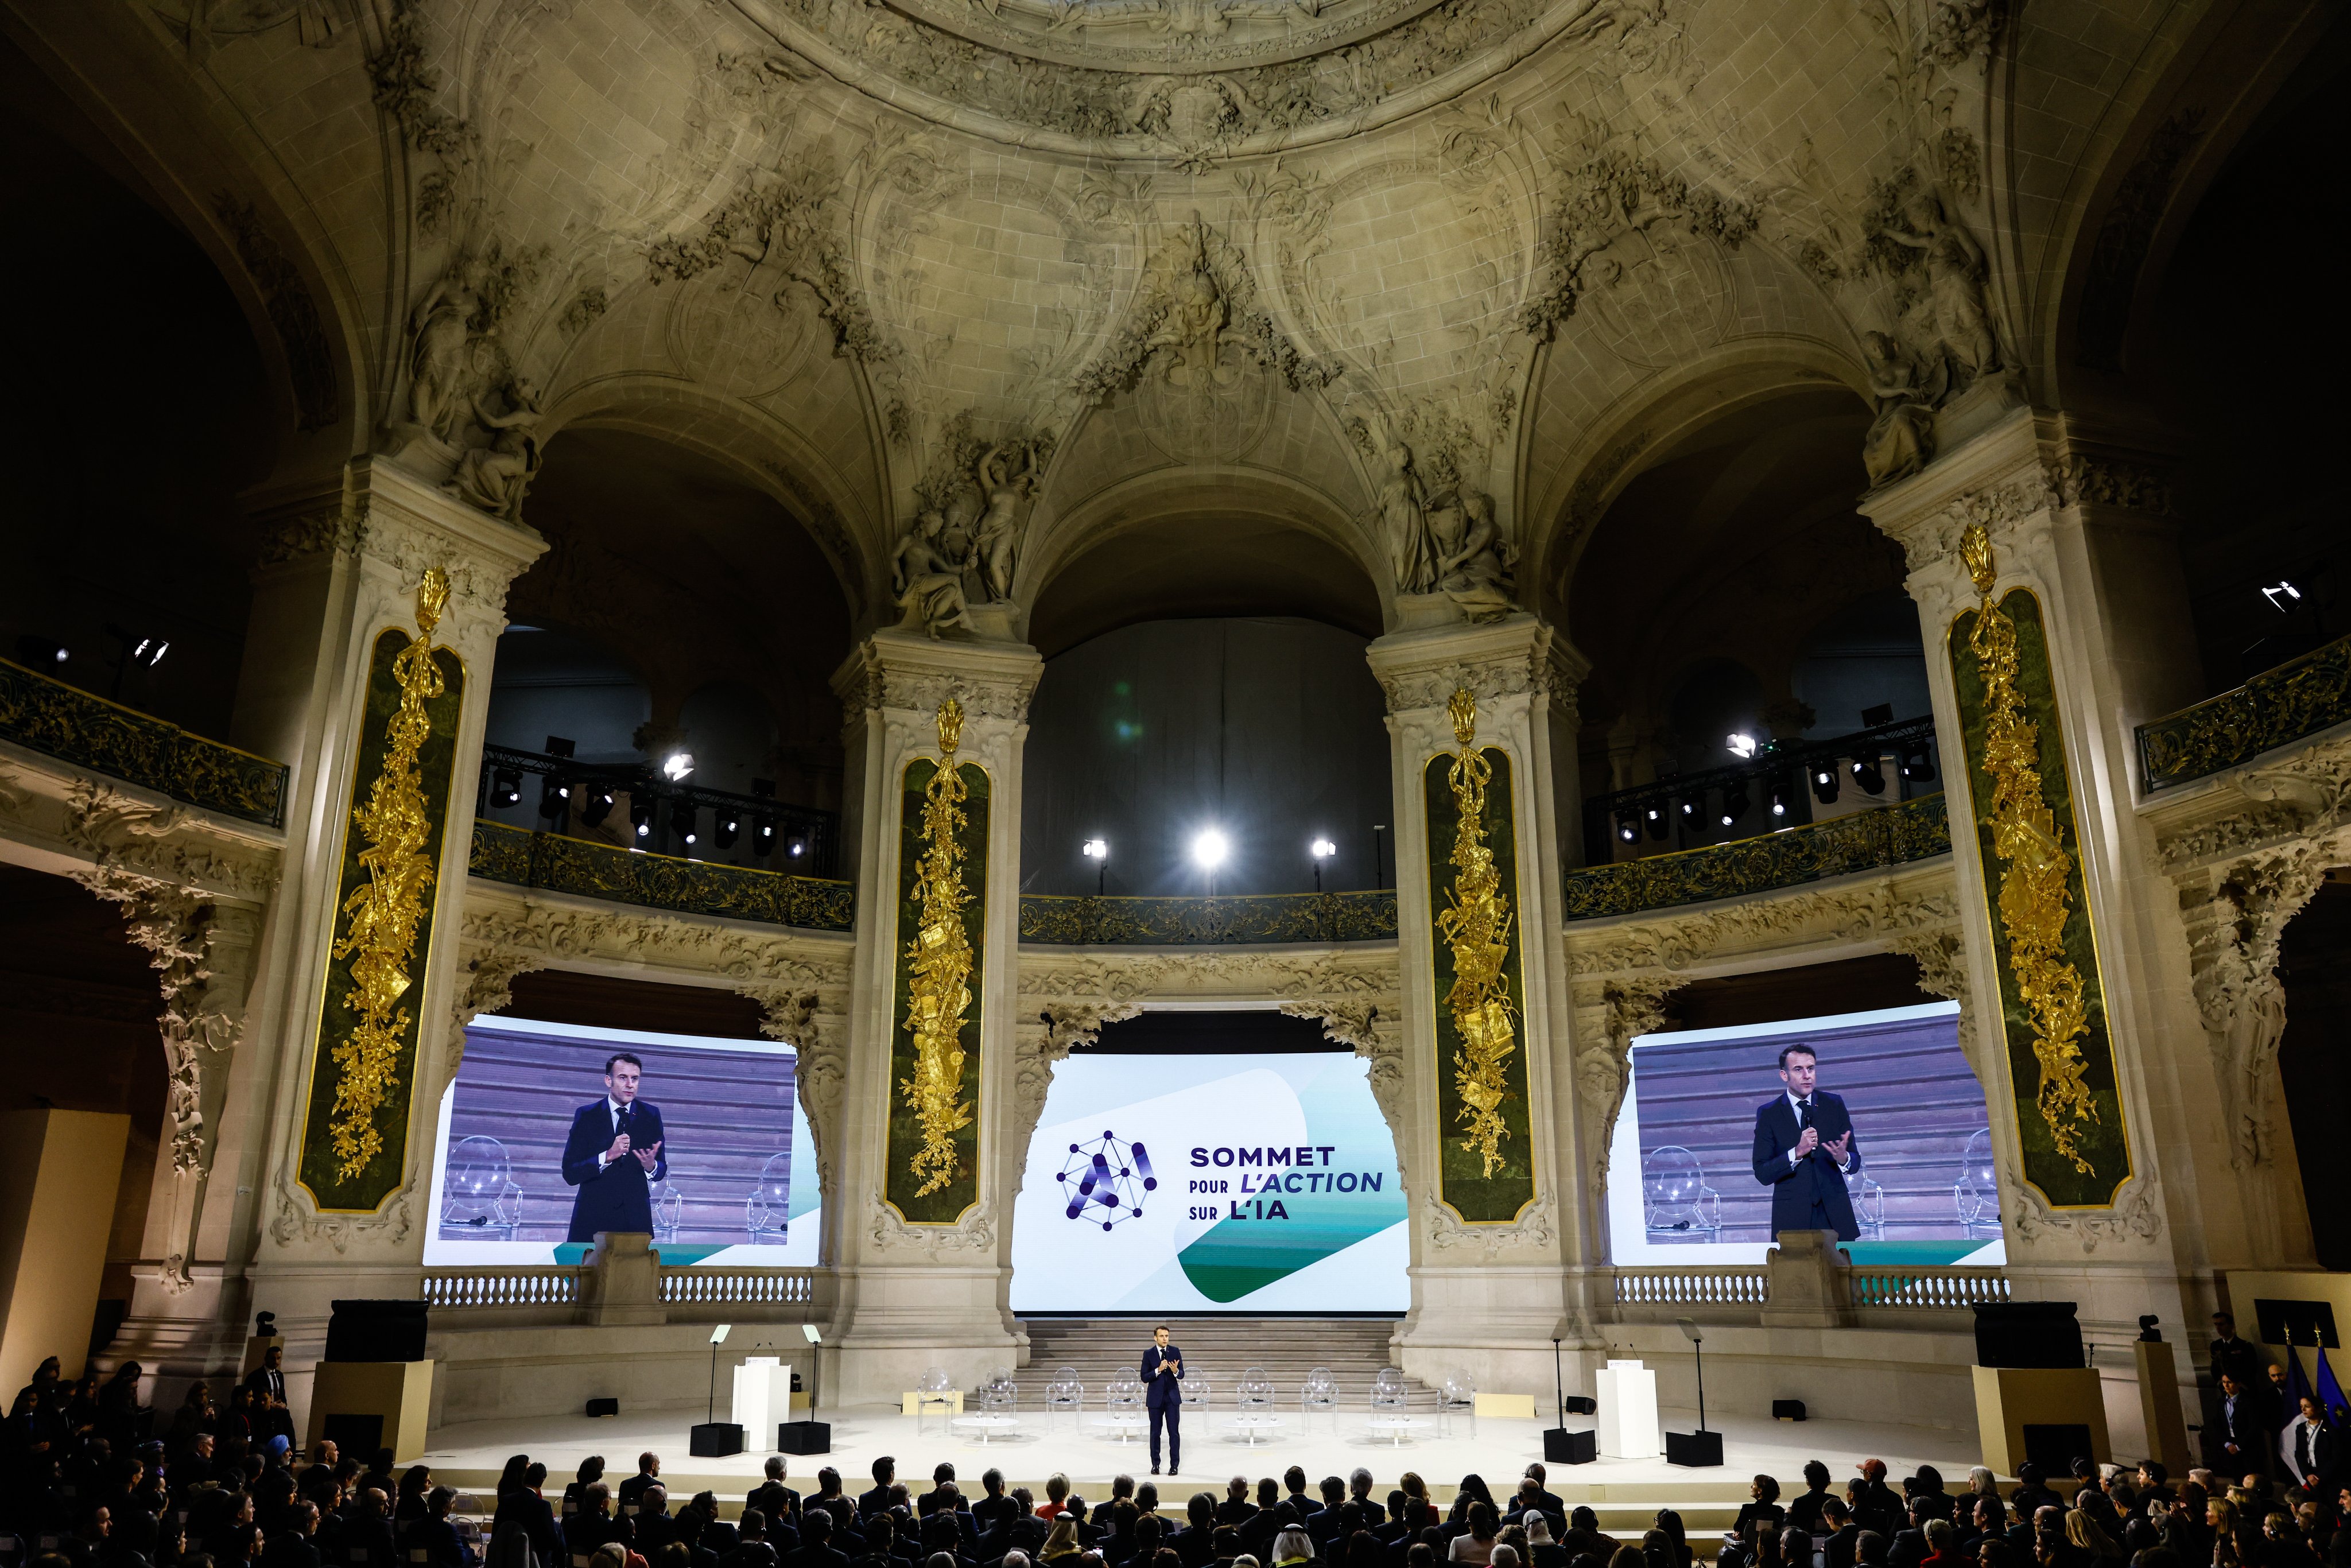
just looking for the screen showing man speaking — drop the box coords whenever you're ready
[424,1015,818,1266]
[1009,1042,1407,1313]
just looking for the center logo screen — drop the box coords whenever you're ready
[1010,1050,1407,1313]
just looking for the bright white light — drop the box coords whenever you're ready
[662,752,695,781]
[1081,837,1109,860]
[1726,733,1759,759]
[2263,581,2303,612]
[1191,828,1230,870]
[1310,837,1336,859]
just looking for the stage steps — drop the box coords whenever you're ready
[1015,1317,1437,1410]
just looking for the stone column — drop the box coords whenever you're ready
[1367,614,1590,1394]
[223,459,545,1405]
[823,628,1041,1403]
[1859,411,2208,1457]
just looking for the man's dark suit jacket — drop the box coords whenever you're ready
[2220,1392,2273,1472]
[1749,1090,1861,1241]
[561,1100,668,1243]
[856,1488,895,1520]
[1142,1346,1184,1410]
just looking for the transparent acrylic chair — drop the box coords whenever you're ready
[1299,1367,1339,1434]
[1954,1128,2001,1236]
[915,1365,956,1436]
[1437,1372,1477,1438]
[982,1366,1018,1415]
[1845,1169,1888,1237]
[744,1150,794,1245]
[1182,1372,1211,1418]
[1103,1370,1144,1441]
[440,1135,525,1240]
[1642,1145,1722,1241]
[650,1179,686,1245]
[1237,1367,1275,1415]
[1369,1368,1409,1417]
[1045,1367,1084,1433]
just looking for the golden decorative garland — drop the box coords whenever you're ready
[1438,687,1518,1178]
[1961,523,2099,1175]
[326,569,449,1181]
[901,698,976,1197]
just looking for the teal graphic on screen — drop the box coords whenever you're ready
[1010,1051,1408,1312]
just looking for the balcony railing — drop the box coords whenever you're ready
[1561,793,1949,922]
[1583,715,1939,864]
[420,1265,583,1309]
[2137,632,2351,790]
[1607,1260,2008,1321]
[0,656,288,826]
[470,820,855,933]
[1018,889,1398,945]
[478,743,839,878]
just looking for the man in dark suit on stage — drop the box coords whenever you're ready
[1142,1325,1184,1477]
[562,1053,669,1243]
[1749,1043,1863,1243]
[243,1345,296,1443]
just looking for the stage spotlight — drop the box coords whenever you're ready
[1810,763,1841,805]
[630,799,654,840]
[1851,754,1887,795]
[581,786,615,829]
[1900,742,1935,783]
[129,635,169,667]
[16,636,68,667]
[1719,780,1749,827]
[672,803,699,848]
[1615,810,1640,845]
[1726,732,1759,759]
[1768,776,1795,820]
[537,775,569,821]
[1311,837,1336,860]
[1082,837,1109,861]
[662,751,696,782]
[713,812,740,850]
[754,815,777,855]
[1678,795,1701,828]
[1644,805,1670,841]
[1190,828,1229,870]
[2262,580,2303,613]
[787,840,805,859]
[490,767,522,809]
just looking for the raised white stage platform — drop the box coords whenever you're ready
[410,1401,1984,1544]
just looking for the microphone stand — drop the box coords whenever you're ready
[1553,1337,1565,1427]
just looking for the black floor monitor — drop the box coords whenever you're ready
[689,1422,745,1457]
[1666,1430,1724,1467]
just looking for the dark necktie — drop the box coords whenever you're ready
[1798,1097,1814,1130]
[616,1104,633,1142]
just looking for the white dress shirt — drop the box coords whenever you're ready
[596,1096,631,1168]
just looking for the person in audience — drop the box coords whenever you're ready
[1217,1485,1257,1532]
[1819,1500,1860,1568]
[863,1468,899,1523]
[2063,1510,2122,1568]
[1041,1523,1082,1566]
[750,1461,801,1527]
[619,1460,663,1516]
[1040,1485,1074,1526]
[1792,1465,1838,1535]
[1449,1506,1497,1566]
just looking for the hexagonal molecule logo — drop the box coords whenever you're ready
[1058,1130,1156,1230]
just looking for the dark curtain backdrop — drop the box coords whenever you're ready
[1020,617,1392,896]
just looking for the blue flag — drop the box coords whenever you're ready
[2286,1334,2318,1414]
[2319,1342,2349,1427]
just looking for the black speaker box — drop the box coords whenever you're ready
[1564,1396,1597,1415]
[1666,1430,1724,1468]
[586,1398,619,1418]
[777,1420,831,1455]
[1973,1302,2084,1369]
[689,1423,745,1457]
[324,1299,429,1363]
[1544,1428,1597,1465]
[1772,1399,1807,1421]
[2022,1423,2095,1472]
[320,1413,384,1456]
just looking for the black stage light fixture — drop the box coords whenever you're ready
[581,786,616,829]
[630,799,655,840]
[671,802,699,849]
[754,814,777,856]
[17,635,69,668]
[1861,702,1895,728]
[1644,805,1669,841]
[1810,762,1841,805]
[1678,795,1702,826]
[787,839,806,860]
[1718,779,1749,827]
[1852,754,1887,795]
[1768,775,1795,821]
[1901,742,1935,783]
[714,812,741,850]
[1615,809,1640,845]
[490,767,522,809]
[537,775,569,820]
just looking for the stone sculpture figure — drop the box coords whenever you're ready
[1879,189,2000,386]
[1365,418,1437,595]
[1144,220,1236,388]
[1860,331,1937,487]
[408,257,484,443]
[1429,488,1514,621]
[893,509,977,638]
[445,379,545,521]
[971,443,1038,602]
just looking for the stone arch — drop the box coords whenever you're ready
[3,11,367,475]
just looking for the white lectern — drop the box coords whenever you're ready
[1593,1358,1659,1458]
[732,1357,794,1439]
